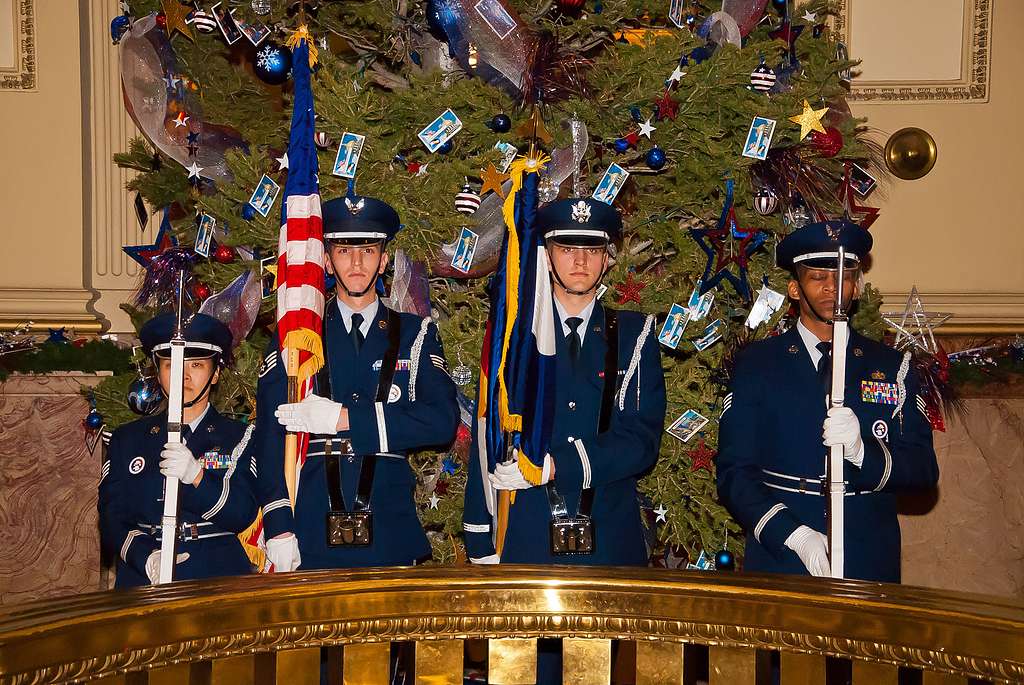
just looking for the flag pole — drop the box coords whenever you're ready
[493,106,541,558]
[284,348,299,509]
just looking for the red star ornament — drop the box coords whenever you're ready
[614,272,646,305]
[653,90,679,121]
[687,438,717,472]
[711,208,759,272]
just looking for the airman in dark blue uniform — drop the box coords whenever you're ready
[254,194,459,572]
[462,197,666,566]
[716,220,938,582]
[98,313,258,588]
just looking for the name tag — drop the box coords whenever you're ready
[372,359,411,371]
[861,380,898,405]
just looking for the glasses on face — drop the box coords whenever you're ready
[553,245,605,259]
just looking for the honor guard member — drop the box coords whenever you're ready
[716,220,938,582]
[462,198,667,565]
[255,194,459,572]
[98,313,258,588]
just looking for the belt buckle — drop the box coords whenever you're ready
[326,511,372,547]
[337,438,354,456]
[177,523,200,542]
[550,517,594,556]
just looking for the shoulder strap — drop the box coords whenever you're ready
[315,297,336,401]
[374,308,403,403]
[598,308,619,434]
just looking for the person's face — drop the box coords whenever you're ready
[788,265,860,320]
[548,242,608,294]
[157,356,219,405]
[325,242,389,294]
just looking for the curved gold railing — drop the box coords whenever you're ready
[1,566,1022,684]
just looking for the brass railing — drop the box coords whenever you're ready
[1,566,1022,684]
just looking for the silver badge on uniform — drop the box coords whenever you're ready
[129,456,146,474]
[872,419,888,440]
[388,384,402,403]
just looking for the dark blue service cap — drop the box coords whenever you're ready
[537,197,623,246]
[776,219,872,272]
[322,194,401,244]
[139,312,233,359]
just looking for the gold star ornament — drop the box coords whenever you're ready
[479,163,510,198]
[162,0,195,41]
[789,99,829,140]
[514,109,552,145]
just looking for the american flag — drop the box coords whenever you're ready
[276,33,325,476]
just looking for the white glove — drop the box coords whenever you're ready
[488,460,535,491]
[145,550,190,584]
[159,442,203,485]
[784,525,831,577]
[266,533,302,572]
[275,394,343,434]
[470,554,501,565]
[823,407,864,466]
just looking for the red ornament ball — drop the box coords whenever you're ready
[810,126,844,158]
[193,282,211,300]
[155,13,166,28]
[556,0,585,12]
[212,244,235,264]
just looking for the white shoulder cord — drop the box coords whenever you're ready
[618,315,654,411]
[408,317,432,402]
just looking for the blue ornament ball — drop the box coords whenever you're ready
[85,410,104,430]
[110,15,131,45]
[645,146,667,170]
[254,42,292,86]
[438,140,453,154]
[242,203,257,220]
[613,138,630,154]
[715,549,735,571]
[771,0,788,14]
[127,377,164,416]
[491,113,512,133]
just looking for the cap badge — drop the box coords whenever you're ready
[345,197,365,215]
[571,200,592,223]
[825,222,842,241]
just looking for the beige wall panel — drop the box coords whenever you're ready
[850,0,965,82]
[0,2,83,286]
[0,1,96,329]
[849,1,1023,329]
[84,0,145,334]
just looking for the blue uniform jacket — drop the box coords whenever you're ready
[253,299,460,569]
[716,326,939,582]
[462,304,666,565]
[98,407,257,588]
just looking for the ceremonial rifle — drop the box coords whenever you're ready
[826,247,848,579]
[158,272,187,584]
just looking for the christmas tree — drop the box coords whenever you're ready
[99,0,887,566]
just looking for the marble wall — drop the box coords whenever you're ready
[0,374,107,604]
[900,399,1024,597]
